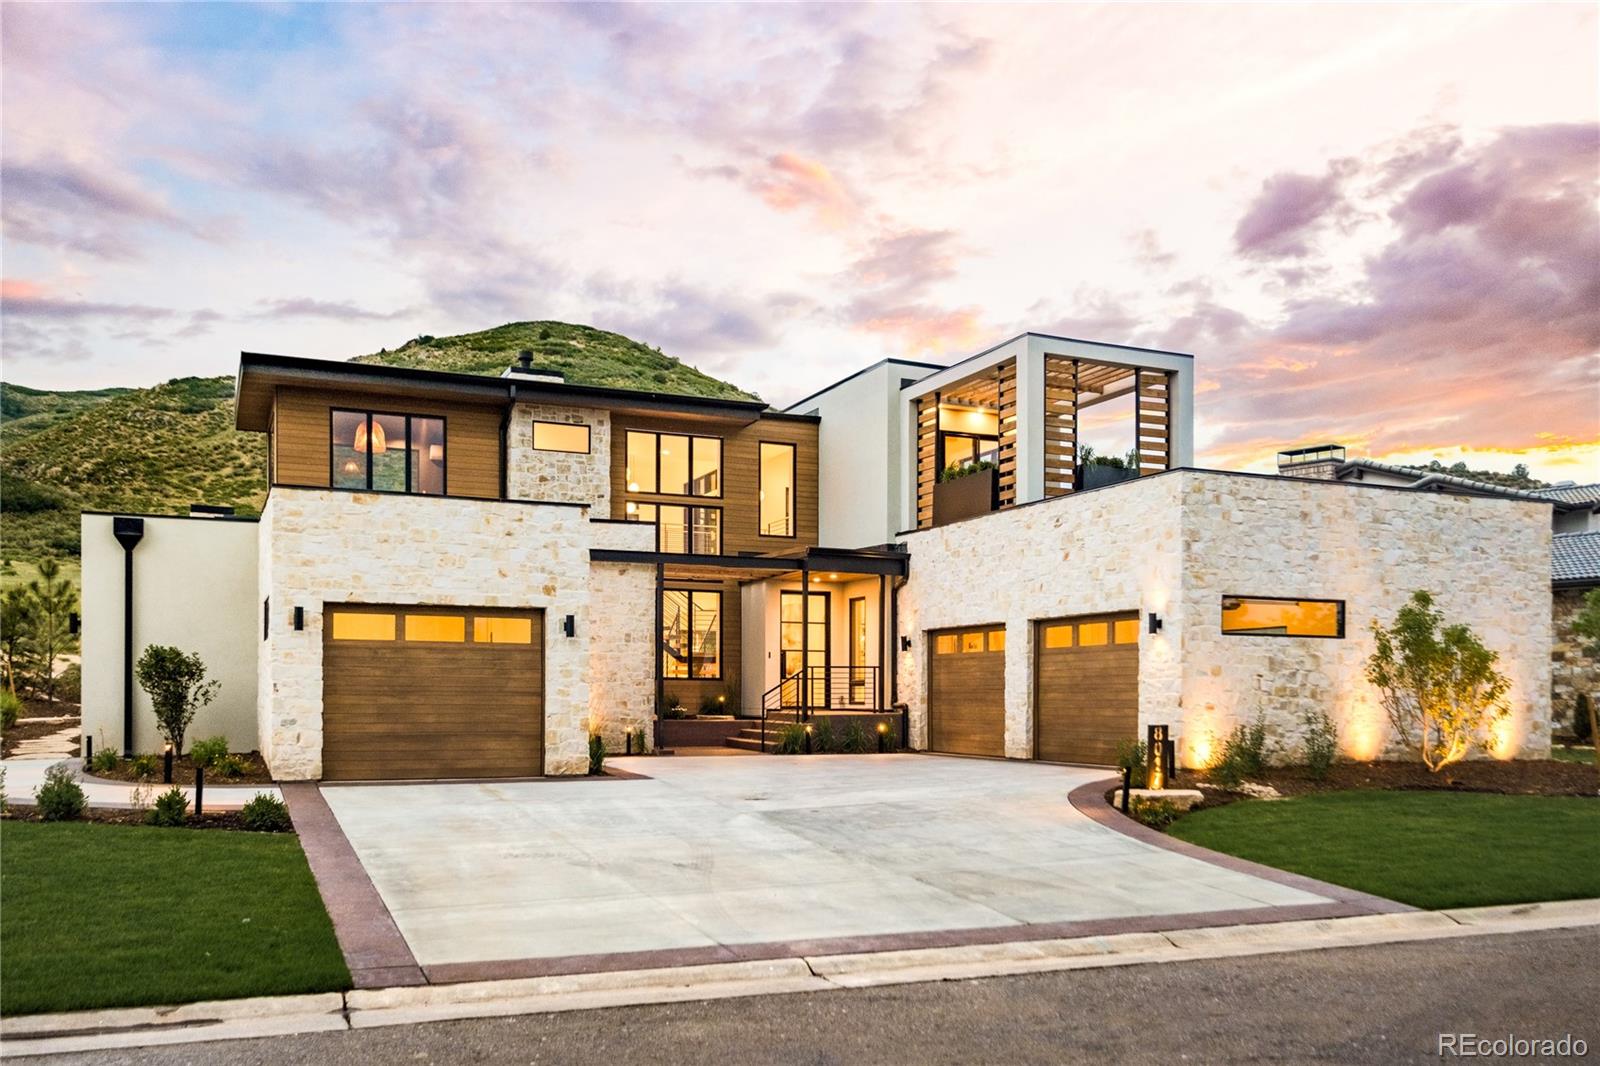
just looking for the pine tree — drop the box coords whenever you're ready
[0,588,36,698]
[24,559,78,706]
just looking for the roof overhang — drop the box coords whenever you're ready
[234,351,774,432]
[589,545,909,579]
[901,332,1193,404]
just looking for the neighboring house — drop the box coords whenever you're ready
[1276,445,1599,733]
[82,335,1554,780]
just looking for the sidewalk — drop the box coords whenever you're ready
[1,757,280,811]
[3,897,1595,1058]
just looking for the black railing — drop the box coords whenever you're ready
[758,666,884,750]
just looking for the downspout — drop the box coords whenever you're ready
[112,517,145,757]
[500,381,518,500]
[654,562,664,749]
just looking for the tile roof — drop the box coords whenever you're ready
[1540,483,1600,507]
[1553,532,1600,587]
[1336,459,1591,508]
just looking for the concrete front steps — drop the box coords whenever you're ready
[725,718,800,752]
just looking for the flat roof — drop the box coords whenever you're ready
[234,351,777,432]
[782,357,948,413]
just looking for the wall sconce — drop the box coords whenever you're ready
[1147,612,1163,635]
[899,636,912,652]
[293,606,305,631]
[562,614,576,637]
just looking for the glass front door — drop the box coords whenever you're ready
[780,590,829,708]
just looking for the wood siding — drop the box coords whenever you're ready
[915,397,937,529]
[322,604,544,780]
[272,386,502,499]
[608,415,819,553]
[1034,613,1139,765]
[1042,357,1078,498]
[996,359,1018,508]
[926,625,1006,757]
[1136,370,1172,476]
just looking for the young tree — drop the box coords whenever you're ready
[1569,588,1600,766]
[0,589,36,698]
[24,559,78,706]
[134,645,219,755]
[1365,590,1510,771]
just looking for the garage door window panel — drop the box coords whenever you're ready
[476,616,533,644]
[330,611,396,641]
[405,614,466,642]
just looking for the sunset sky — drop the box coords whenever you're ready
[3,3,1596,479]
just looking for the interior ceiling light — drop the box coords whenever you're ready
[353,420,387,454]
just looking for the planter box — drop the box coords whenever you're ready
[657,717,746,749]
[933,467,997,526]
[1080,463,1140,491]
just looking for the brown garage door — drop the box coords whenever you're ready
[323,604,543,781]
[1034,612,1139,765]
[927,625,1006,757]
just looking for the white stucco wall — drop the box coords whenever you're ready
[894,470,1553,765]
[258,488,629,778]
[507,402,611,511]
[81,513,260,756]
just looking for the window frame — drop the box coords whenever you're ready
[329,408,449,497]
[1220,594,1346,640]
[530,420,591,454]
[624,430,724,499]
[661,587,723,680]
[758,440,798,539]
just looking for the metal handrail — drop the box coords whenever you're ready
[757,666,884,750]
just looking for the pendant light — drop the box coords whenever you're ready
[353,419,387,454]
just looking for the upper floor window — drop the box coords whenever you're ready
[532,420,590,454]
[626,431,721,497]
[332,410,445,495]
[1221,596,1344,638]
[759,442,795,537]
[626,503,721,555]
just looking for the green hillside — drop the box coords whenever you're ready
[352,321,758,400]
[0,322,756,575]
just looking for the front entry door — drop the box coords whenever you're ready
[780,590,829,708]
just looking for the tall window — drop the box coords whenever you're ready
[1221,596,1344,638]
[759,442,795,537]
[332,410,445,495]
[625,503,721,554]
[625,431,721,497]
[662,589,720,678]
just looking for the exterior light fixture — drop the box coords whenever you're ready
[293,606,305,631]
[163,742,174,784]
[876,721,889,753]
[899,636,912,652]
[804,723,813,755]
[562,614,576,637]
[1147,612,1163,635]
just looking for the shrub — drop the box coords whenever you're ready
[88,747,120,774]
[841,719,869,754]
[55,663,81,704]
[190,736,229,770]
[1210,713,1270,788]
[215,754,247,779]
[1129,797,1181,830]
[134,644,219,755]
[130,752,160,779]
[1575,694,1593,746]
[588,733,606,775]
[1366,589,1510,771]
[1114,738,1148,788]
[776,722,807,754]
[0,689,19,730]
[146,787,189,827]
[240,794,292,832]
[659,699,688,720]
[1301,707,1339,781]
[937,459,997,483]
[34,763,86,821]
[813,719,837,753]
[699,694,729,716]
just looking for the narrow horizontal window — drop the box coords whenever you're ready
[960,631,985,653]
[1221,596,1344,638]
[1113,618,1140,645]
[532,421,590,453]
[476,616,533,644]
[405,614,466,642]
[330,612,396,641]
[987,629,1006,652]
[934,634,958,655]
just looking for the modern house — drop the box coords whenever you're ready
[82,334,1555,780]
[1276,444,1600,734]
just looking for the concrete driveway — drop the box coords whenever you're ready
[321,755,1331,969]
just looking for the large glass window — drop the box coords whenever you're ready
[625,502,720,554]
[331,410,446,495]
[625,431,721,497]
[662,589,720,679]
[1221,596,1344,638]
[760,442,795,537]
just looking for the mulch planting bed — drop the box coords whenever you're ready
[91,751,276,786]
[1,805,279,832]
[1185,760,1598,811]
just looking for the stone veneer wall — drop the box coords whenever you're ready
[894,470,1554,765]
[586,521,657,750]
[507,403,611,511]
[258,488,653,778]
[1552,587,1600,734]
[1176,473,1552,765]
[895,474,1185,757]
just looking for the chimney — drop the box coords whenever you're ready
[501,348,567,385]
[1276,444,1346,480]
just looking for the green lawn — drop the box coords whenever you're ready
[0,822,350,1014]
[1551,745,1596,766]
[1169,790,1600,910]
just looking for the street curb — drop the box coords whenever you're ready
[3,899,1595,1057]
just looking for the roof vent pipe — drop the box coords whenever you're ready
[517,349,534,372]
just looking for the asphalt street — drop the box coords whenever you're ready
[21,927,1598,1066]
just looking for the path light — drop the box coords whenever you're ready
[163,742,174,785]
[877,721,889,753]
[804,724,813,755]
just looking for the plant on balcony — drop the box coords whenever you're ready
[1365,590,1509,772]
[937,459,996,483]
